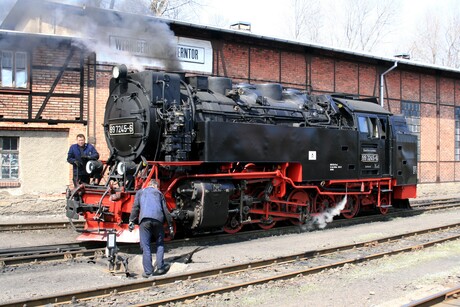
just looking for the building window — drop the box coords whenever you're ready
[455,107,460,161]
[1,51,28,88]
[401,101,421,159]
[0,137,19,180]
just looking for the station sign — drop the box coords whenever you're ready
[103,35,212,73]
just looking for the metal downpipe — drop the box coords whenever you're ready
[380,61,398,107]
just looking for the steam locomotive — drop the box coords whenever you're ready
[66,64,418,242]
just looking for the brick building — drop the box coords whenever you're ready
[1,0,459,195]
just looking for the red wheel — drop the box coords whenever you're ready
[341,195,360,219]
[255,192,278,230]
[313,194,334,213]
[258,220,276,229]
[258,202,279,229]
[378,196,390,215]
[286,189,310,225]
[223,214,243,234]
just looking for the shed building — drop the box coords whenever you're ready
[0,0,459,195]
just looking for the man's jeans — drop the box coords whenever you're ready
[139,218,165,274]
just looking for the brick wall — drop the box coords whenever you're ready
[421,74,436,103]
[358,64,377,97]
[94,66,112,160]
[0,40,90,190]
[3,32,460,190]
[280,51,306,88]
[211,38,460,183]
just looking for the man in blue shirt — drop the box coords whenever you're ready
[67,134,99,186]
[129,179,174,277]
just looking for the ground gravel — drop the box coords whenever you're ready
[0,182,460,306]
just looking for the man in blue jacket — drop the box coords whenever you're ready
[67,134,99,186]
[129,179,174,278]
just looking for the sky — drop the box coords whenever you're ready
[195,0,443,57]
[0,0,457,61]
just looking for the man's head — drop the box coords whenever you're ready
[76,134,86,147]
[149,179,158,188]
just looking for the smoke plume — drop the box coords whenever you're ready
[303,195,348,230]
[13,0,183,72]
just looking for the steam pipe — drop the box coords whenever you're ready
[380,61,398,107]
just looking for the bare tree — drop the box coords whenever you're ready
[80,0,201,19]
[282,0,400,52]
[285,0,323,42]
[206,13,232,29]
[444,14,460,67]
[148,0,201,20]
[409,8,460,68]
[408,13,442,65]
[338,0,400,52]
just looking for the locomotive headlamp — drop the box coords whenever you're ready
[112,64,128,80]
[86,160,103,177]
[116,161,137,176]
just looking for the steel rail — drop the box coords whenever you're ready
[1,199,460,267]
[2,222,460,307]
[0,242,105,266]
[137,231,460,306]
[0,197,458,233]
[401,284,460,307]
[0,197,457,233]
[0,248,104,267]
[0,243,84,257]
[0,221,84,232]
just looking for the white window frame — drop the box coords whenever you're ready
[0,137,19,180]
[1,50,28,89]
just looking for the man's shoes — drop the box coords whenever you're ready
[142,272,152,278]
[155,263,170,275]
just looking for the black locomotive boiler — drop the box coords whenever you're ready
[66,64,418,242]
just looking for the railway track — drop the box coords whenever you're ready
[0,242,105,267]
[0,220,84,232]
[401,285,460,307]
[0,197,457,234]
[1,197,460,267]
[0,198,460,232]
[3,222,460,306]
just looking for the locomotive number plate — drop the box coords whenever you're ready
[109,122,134,135]
[361,153,379,162]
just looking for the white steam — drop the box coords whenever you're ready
[303,195,348,230]
[52,5,182,72]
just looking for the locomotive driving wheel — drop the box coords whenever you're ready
[286,189,311,225]
[223,213,243,234]
[258,202,280,230]
[378,195,390,215]
[253,192,278,230]
[312,194,335,213]
[340,195,360,219]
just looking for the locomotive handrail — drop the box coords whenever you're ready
[180,79,196,123]
[139,161,391,203]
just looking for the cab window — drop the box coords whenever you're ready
[358,115,379,138]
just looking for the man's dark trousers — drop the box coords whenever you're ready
[139,218,165,275]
